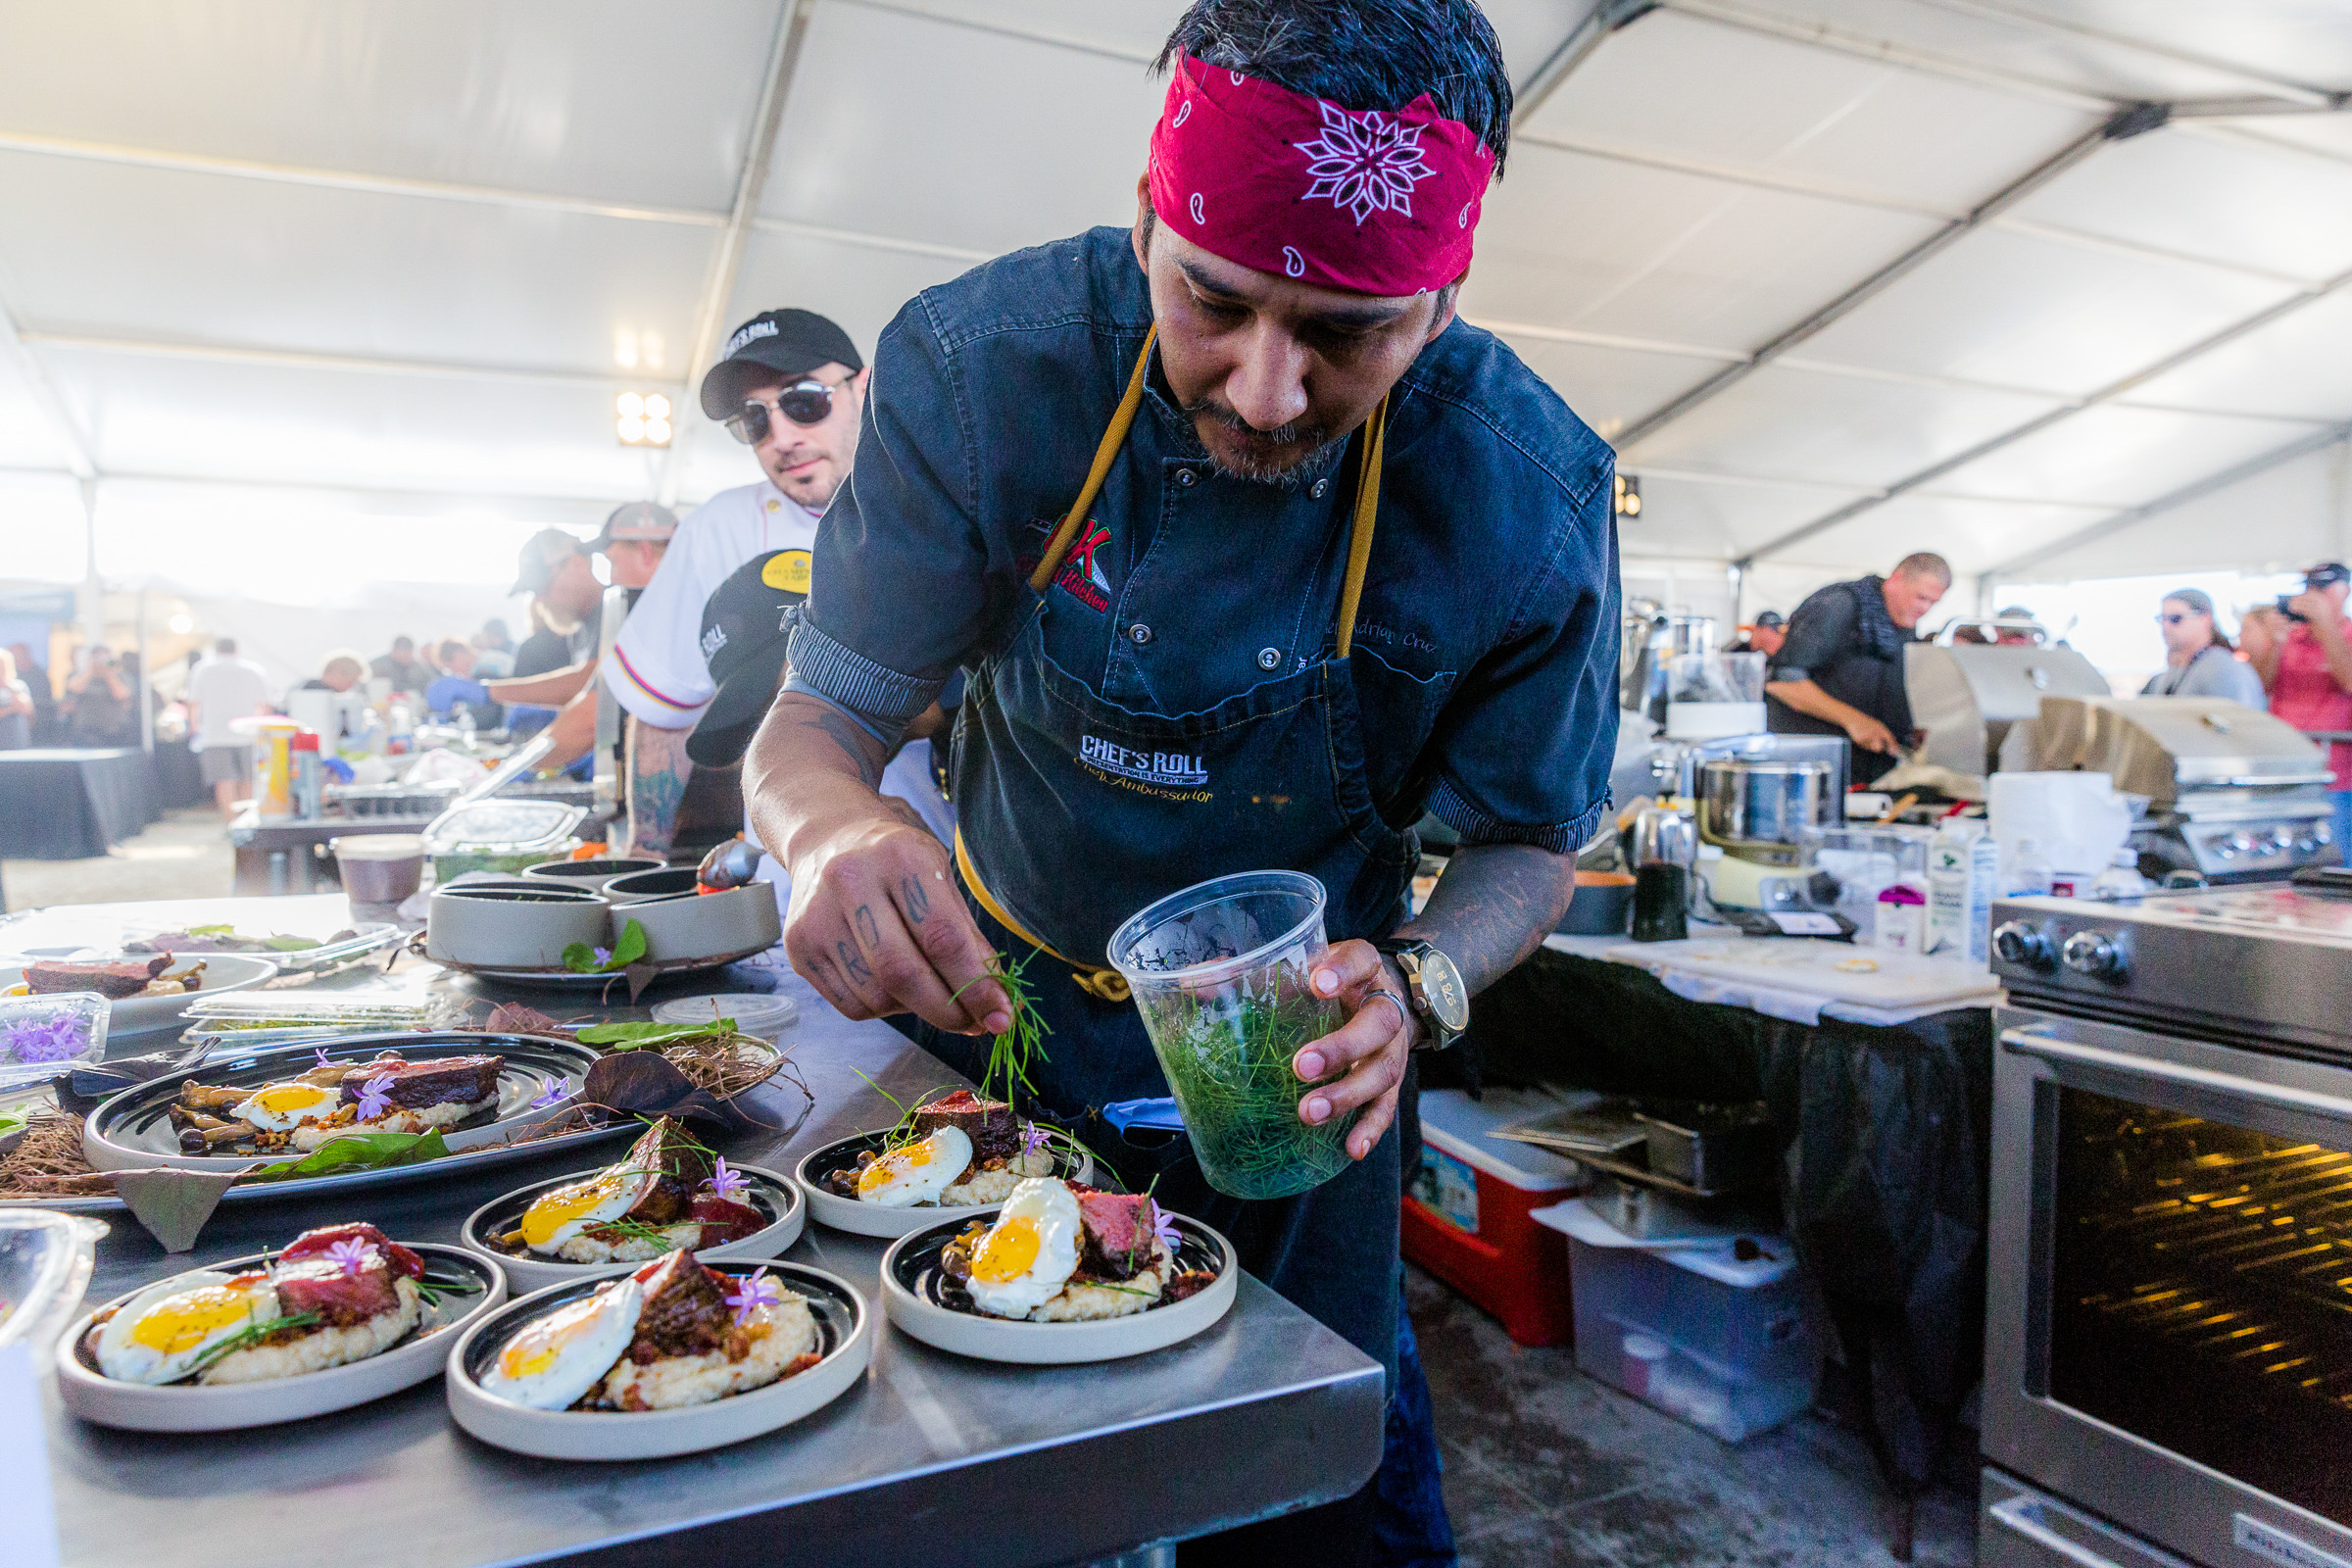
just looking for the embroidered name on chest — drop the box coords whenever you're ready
[1052,522,1113,614]
[1078,734,1207,787]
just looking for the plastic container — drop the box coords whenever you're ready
[1106,870,1353,1200]
[1401,1087,1582,1347]
[290,730,323,820]
[422,799,585,881]
[0,992,110,1086]
[651,992,800,1041]
[1802,824,1930,944]
[2008,836,2055,897]
[1547,1198,1817,1444]
[2090,848,2151,902]
[251,719,300,821]
[0,1210,107,1364]
[1925,819,1997,968]
[330,833,425,904]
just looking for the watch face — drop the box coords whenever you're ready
[1418,948,1471,1033]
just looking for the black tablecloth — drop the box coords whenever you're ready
[150,739,206,808]
[0,748,160,858]
[1438,946,1992,1499]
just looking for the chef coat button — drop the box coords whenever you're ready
[1310,478,1329,499]
[1175,467,1197,487]
[1129,623,1154,646]
[1257,647,1282,670]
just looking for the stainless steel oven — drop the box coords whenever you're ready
[1985,884,2352,1568]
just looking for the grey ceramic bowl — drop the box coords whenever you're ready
[616,884,781,963]
[601,866,702,904]
[521,857,666,895]
[426,880,610,967]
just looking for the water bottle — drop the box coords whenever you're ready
[2008,837,2054,897]
[2091,848,2150,902]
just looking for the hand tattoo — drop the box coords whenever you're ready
[835,939,873,984]
[900,874,930,924]
[854,904,881,947]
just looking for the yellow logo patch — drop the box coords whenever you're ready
[760,550,812,595]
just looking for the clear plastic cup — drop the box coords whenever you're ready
[1106,870,1358,1200]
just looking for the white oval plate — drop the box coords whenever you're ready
[459,1163,805,1294]
[445,1259,868,1460]
[879,1213,1238,1365]
[55,1243,505,1432]
[1,954,277,1036]
[793,1130,1094,1239]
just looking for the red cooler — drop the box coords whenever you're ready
[1403,1087,1583,1347]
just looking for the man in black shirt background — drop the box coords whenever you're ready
[1764,552,1949,784]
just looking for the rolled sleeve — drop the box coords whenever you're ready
[1423,473,1620,853]
[797,296,995,730]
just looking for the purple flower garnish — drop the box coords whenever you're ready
[355,1073,395,1120]
[705,1155,749,1203]
[312,1046,332,1069]
[528,1083,569,1110]
[4,1013,88,1064]
[592,947,613,968]
[724,1267,782,1326]
[324,1238,373,1277]
[1148,1199,1180,1252]
[1020,1122,1047,1158]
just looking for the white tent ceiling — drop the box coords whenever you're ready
[4,0,2352,620]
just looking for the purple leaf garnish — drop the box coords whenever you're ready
[324,1238,373,1277]
[355,1073,395,1120]
[724,1266,781,1326]
[1149,1199,1180,1252]
[705,1155,749,1202]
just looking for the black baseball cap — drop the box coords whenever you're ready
[2308,562,2351,589]
[688,548,811,767]
[698,310,863,420]
[1749,610,1784,629]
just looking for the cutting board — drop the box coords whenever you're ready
[1602,937,2003,1010]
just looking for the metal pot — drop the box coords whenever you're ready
[1698,757,1835,854]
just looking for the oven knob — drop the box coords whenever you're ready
[2230,833,2256,855]
[2061,929,2127,980]
[2319,824,2335,848]
[1992,921,2053,969]
[2214,844,2237,860]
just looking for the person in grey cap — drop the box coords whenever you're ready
[604,308,873,861]
[2143,588,2265,709]
[487,502,678,767]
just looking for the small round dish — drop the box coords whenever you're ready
[445,1259,869,1460]
[793,1130,1094,1239]
[459,1163,805,1294]
[55,1244,505,1432]
[879,1213,1238,1365]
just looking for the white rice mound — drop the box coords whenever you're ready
[940,1148,1056,1206]
[552,1223,700,1264]
[594,1293,816,1411]
[198,1277,422,1385]
[1024,1241,1175,1323]
[290,1099,479,1152]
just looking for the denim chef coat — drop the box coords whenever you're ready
[788,225,1621,963]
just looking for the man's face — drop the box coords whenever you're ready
[2159,600,2209,656]
[1882,570,1947,630]
[392,638,413,661]
[548,552,603,619]
[323,667,358,693]
[1133,183,1454,484]
[1750,623,1785,658]
[605,538,668,591]
[742,365,866,510]
[443,646,474,677]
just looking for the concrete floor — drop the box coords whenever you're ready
[1,807,237,912]
[1407,1267,1977,1567]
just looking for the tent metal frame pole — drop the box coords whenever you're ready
[1512,0,1659,128]
[1903,0,2343,108]
[1981,420,2352,584]
[659,0,810,507]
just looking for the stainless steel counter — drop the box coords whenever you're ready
[14,898,1386,1568]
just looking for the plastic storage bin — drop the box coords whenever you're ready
[1543,1197,1815,1443]
[1402,1088,1583,1347]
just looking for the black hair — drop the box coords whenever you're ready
[1155,0,1514,175]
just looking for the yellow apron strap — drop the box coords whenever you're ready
[1029,324,1160,596]
[956,828,1133,1003]
[1332,393,1387,660]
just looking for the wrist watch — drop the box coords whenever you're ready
[1372,938,1471,1052]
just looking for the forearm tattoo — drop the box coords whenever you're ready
[795,704,886,788]
[1404,843,1576,997]
[624,716,693,858]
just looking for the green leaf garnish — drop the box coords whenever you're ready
[563,917,651,973]
[241,1129,453,1183]
[574,1019,739,1049]
[181,1310,320,1375]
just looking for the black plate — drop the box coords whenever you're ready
[887,1211,1225,1318]
[459,1258,861,1390]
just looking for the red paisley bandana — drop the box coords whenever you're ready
[1146,54,1495,298]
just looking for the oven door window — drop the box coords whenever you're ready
[2053,1085,2352,1524]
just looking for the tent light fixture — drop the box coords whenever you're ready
[1613,472,1641,519]
[617,390,671,447]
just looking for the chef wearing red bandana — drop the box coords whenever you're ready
[748,4,1617,1560]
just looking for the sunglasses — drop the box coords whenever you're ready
[723,377,848,445]
[2156,612,2198,625]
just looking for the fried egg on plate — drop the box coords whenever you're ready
[856,1125,972,1206]
[519,1164,658,1255]
[965,1176,1083,1319]
[229,1081,344,1132]
[97,1270,280,1385]
[481,1277,642,1410]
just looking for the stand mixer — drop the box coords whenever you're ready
[1685,734,1848,922]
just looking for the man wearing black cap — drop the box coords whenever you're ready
[507,527,607,680]
[604,309,868,859]
[1728,609,1783,658]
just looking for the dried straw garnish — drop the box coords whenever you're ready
[661,1034,788,1099]
[0,1110,113,1198]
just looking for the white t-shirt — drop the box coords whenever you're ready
[186,657,274,748]
[603,478,817,728]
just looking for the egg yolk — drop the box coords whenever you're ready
[520,1172,625,1248]
[497,1298,609,1380]
[130,1285,262,1355]
[252,1084,333,1114]
[857,1141,934,1195]
[970,1215,1042,1283]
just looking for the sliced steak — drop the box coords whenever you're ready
[627,1250,734,1358]
[619,1118,710,1225]
[912,1088,1022,1162]
[25,956,169,998]
[338,1054,504,1110]
[1074,1187,1153,1281]
[687,1193,765,1245]
[274,1224,423,1326]
[278,1222,424,1278]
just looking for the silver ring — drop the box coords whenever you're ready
[1363,990,1411,1037]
